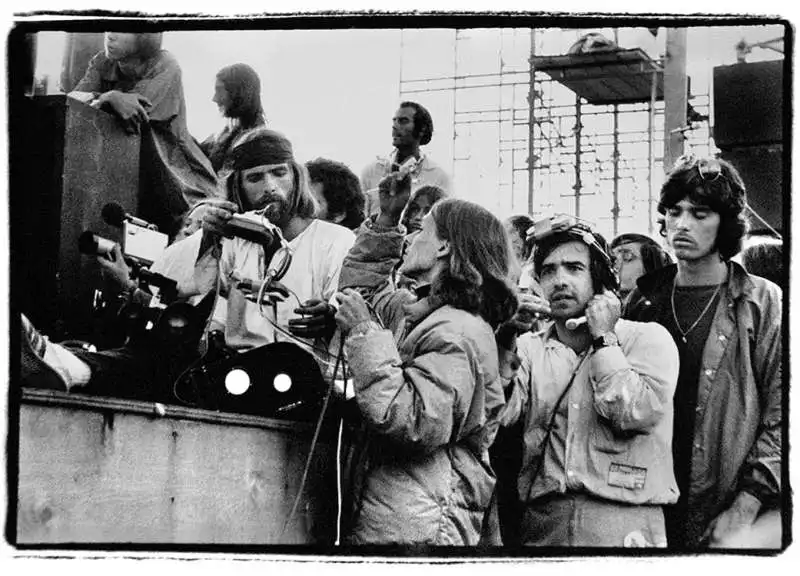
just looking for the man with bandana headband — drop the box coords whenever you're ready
[199,128,355,351]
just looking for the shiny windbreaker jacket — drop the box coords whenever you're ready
[624,261,783,546]
[338,218,505,545]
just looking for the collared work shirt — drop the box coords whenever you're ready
[500,320,680,506]
[360,151,451,218]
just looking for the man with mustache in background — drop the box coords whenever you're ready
[625,155,783,549]
[361,101,451,219]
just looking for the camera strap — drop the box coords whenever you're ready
[527,349,590,494]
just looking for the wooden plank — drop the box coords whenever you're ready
[20,388,314,431]
[16,393,337,544]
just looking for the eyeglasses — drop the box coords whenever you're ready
[674,154,724,183]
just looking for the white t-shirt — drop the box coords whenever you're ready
[214,217,355,351]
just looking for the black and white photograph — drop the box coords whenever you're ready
[2,5,793,570]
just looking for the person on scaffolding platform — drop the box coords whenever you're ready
[331,170,518,545]
[72,32,219,237]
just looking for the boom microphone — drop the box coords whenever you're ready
[102,202,158,230]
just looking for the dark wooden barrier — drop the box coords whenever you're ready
[12,95,140,340]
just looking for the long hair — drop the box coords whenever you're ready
[225,128,317,220]
[216,63,266,128]
[429,199,518,329]
[505,214,536,262]
[657,156,749,260]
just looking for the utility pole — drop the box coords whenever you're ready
[662,28,688,171]
[527,29,537,215]
[611,28,620,237]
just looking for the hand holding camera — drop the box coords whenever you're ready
[377,157,416,226]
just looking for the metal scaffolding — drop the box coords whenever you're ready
[398,27,715,240]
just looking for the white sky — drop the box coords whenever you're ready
[29,22,787,183]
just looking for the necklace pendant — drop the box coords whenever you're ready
[682,336,687,344]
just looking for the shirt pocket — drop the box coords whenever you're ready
[591,417,630,455]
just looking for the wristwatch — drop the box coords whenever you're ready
[592,332,619,350]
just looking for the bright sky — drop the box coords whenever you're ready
[164,29,404,173]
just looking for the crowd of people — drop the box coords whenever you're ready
[18,32,785,550]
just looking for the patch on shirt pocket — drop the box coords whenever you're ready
[607,462,647,490]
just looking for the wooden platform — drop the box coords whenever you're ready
[15,388,337,545]
[531,48,664,105]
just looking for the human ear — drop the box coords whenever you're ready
[436,239,451,259]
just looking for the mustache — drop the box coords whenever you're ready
[671,233,695,244]
[251,198,285,220]
[549,291,574,302]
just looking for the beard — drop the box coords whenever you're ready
[257,195,292,228]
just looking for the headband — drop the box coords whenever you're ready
[231,131,294,171]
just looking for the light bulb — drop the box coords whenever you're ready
[273,373,292,393]
[225,368,250,395]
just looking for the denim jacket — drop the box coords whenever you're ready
[624,261,783,546]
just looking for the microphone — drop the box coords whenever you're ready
[78,230,141,267]
[565,316,587,330]
[102,202,158,231]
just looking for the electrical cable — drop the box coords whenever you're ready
[526,351,590,488]
[252,278,343,366]
[171,353,205,407]
[334,346,351,546]
[335,412,345,546]
[171,255,226,406]
[746,203,782,240]
[280,330,346,542]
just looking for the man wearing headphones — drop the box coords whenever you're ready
[360,101,451,219]
[496,216,680,547]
